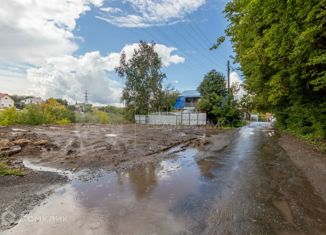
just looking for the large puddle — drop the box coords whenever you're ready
[5,148,212,235]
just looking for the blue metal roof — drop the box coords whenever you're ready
[174,90,201,109]
[180,90,201,97]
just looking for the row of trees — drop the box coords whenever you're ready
[0,99,110,126]
[223,0,326,140]
[116,41,242,124]
[2,42,245,127]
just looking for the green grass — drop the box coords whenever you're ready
[282,130,326,153]
[0,162,24,176]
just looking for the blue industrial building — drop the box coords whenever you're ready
[174,90,201,111]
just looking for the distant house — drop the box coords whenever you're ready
[75,103,84,113]
[174,90,201,111]
[21,97,43,105]
[0,93,14,109]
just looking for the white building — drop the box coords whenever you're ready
[0,93,15,109]
[21,97,43,105]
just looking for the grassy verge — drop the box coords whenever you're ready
[281,130,326,153]
[0,162,24,176]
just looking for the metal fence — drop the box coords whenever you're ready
[135,112,207,126]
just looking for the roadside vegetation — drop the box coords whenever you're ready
[215,0,326,150]
[0,98,129,126]
[196,69,242,126]
[0,162,23,176]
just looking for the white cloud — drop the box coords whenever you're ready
[0,0,103,65]
[117,43,185,67]
[97,0,206,27]
[26,43,184,104]
[0,0,185,104]
[230,71,246,100]
[100,7,122,14]
[27,52,123,105]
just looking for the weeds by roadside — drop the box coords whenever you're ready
[0,162,23,176]
[280,130,326,153]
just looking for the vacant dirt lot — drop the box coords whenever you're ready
[0,124,229,171]
[0,124,235,230]
[1,124,326,234]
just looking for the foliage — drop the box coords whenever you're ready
[41,99,74,124]
[83,104,93,113]
[0,100,74,126]
[100,106,130,124]
[94,110,109,124]
[0,108,20,126]
[160,85,180,112]
[198,70,227,97]
[75,110,109,124]
[116,41,166,118]
[239,94,254,112]
[10,95,32,109]
[21,104,45,125]
[0,99,115,126]
[0,162,23,176]
[224,0,326,140]
[52,98,68,107]
[210,36,225,50]
[197,70,241,124]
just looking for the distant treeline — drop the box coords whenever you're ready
[0,99,129,126]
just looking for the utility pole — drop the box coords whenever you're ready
[227,60,230,95]
[84,90,88,104]
[227,60,231,106]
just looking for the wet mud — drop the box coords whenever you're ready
[1,123,326,234]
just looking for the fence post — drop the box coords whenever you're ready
[189,113,190,126]
[197,112,199,126]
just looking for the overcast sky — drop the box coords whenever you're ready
[0,0,241,105]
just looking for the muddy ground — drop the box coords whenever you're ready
[0,124,233,230]
[1,123,326,234]
[0,124,232,171]
[279,134,326,202]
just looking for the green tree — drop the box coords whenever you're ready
[239,94,255,119]
[197,70,240,124]
[94,110,109,124]
[115,41,166,118]
[160,85,180,112]
[0,107,19,126]
[198,70,227,98]
[100,106,130,124]
[223,0,326,140]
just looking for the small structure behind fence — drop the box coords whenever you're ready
[135,112,207,126]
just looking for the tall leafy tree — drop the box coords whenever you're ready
[197,70,240,124]
[116,41,166,118]
[160,84,180,112]
[223,0,326,139]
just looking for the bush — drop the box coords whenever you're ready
[0,100,75,126]
[0,108,20,126]
[94,110,109,124]
[56,118,71,125]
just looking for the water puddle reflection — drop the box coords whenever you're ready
[5,123,280,235]
[6,148,210,235]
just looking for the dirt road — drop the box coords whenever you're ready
[1,123,326,234]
